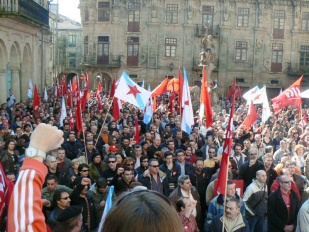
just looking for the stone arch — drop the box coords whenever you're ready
[67,72,77,84]
[0,39,8,70]
[9,41,21,101]
[21,44,31,99]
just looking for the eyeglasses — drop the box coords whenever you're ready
[281,181,291,184]
[150,165,159,168]
[126,163,134,166]
[117,189,171,206]
[250,153,257,155]
[60,196,70,200]
[108,160,116,163]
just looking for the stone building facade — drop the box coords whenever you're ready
[79,0,309,97]
[0,0,50,101]
[49,7,83,85]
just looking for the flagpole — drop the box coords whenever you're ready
[222,156,230,232]
[94,96,115,147]
[300,105,303,133]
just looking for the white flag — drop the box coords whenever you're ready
[60,97,67,127]
[28,79,33,99]
[44,87,48,101]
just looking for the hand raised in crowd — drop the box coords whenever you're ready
[81,177,91,186]
[117,167,124,175]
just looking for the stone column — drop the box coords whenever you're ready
[11,69,20,102]
[0,71,7,102]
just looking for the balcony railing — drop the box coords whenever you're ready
[0,0,49,27]
[84,55,121,68]
[287,63,309,76]
[196,24,219,37]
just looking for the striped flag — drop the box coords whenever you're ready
[181,68,194,135]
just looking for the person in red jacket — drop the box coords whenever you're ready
[7,123,64,232]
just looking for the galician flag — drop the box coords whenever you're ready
[98,186,114,231]
[60,97,67,127]
[28,78,33,99]
[114,72,151,109]
[181,68,194,135]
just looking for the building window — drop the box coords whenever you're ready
[85,9,89,21]
[300,45,309,68]
[128,2,140,32]
[166,4,178,24]
[271,43,283,72]
[97,36,109,65]
[302,12,309,31]
[273,10,285,39]
[127,37,139,66]
[68,53,76,68]
[84,36,88,62]
[68,35,76,47]
[235,41,247,61]
[165,38,177,57]
[98,2,110,22]
[202,6,214,35]
[237,8,249,27]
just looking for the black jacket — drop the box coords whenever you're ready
[268,188,299,231]
[63,140,83,160]
[238,160,265,189]
[159,162,181,191]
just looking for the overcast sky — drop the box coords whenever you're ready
[58,0,81,22]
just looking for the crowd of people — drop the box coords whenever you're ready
[1,88,309,232]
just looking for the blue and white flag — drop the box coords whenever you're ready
[98,185,114,231]
[181,68,194,135]
[114,72,151,109]
[28,79,33,99]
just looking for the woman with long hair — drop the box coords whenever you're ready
[0,139,20,182]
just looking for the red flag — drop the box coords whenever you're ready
[226,79,236,99]
[271,76,303,113]
[110,79,117,99]
[33,85,40,115]
[134,120,140,144]
[112,97,120,121]
[61,73,67,96]
[167,78,180,94]
[67,92,73,108]
[241,100,258,130]
[0,163,14,225]
[300,114,308,129]
[96,81,103,110]
[235,86,242,99]
[69,110,75,130]
[200,66,213,127]
[217,93,235,195]
[178,68,184,114]
[76,92,83,132]
[72,76,78,92]
[55,78,61,97]
[151,77,169,97]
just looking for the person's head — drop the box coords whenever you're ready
[140,155,149,168]
[207,135,215,145]
[46,174,58,192]
[68,133,76,142]
[15,126,22,136]
[223,181,234,198]
[96,177,108,193]
[163,151,173,165]
[153,136,161,147]
[123,157,135,169]
[176,149,186,163]
[71,158,80,170]
[166,140,175,151]
[53,188,71,210]
[279,175,292,192]
[208,146,217,158]
[54,206,83,232]
[148,159,160,175]
[265,145,273,155]
[176,197,192,213]
[185,146,193,156]
[78,163,89,177]
[195,158,204,171]
[4,139,16,150]
[243,139,251,149]
[286,160,297,175]
[234,144,242,156]
[256,170,267,184]
[225,197,241,220]
[134,145,142,157]
[85,139,94,151]
[248,149,258,160]
[280,139,287,150]
[178,175,191,191]
[294,144,305,156]
[263,153,273,169]
[46,155,57,170]
[102,190,183,232]
[115,153,124,165]
[108,155,117,170]
[23,124,31,132]
[57,147,66,161]
[91,152,102,164]
[122,166,133,182]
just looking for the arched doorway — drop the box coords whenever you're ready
[67,72,77,84]
[96,72,112,92]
